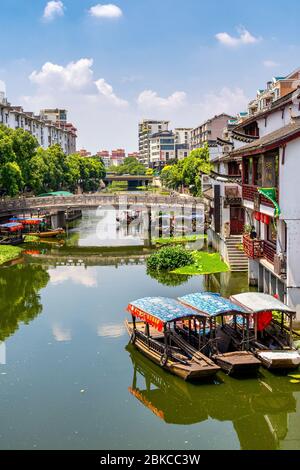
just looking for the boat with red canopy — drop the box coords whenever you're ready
[230,292,300,370]
[0,223,24,245]
[9,217,65,238]
[177,292,261,375]
[126,297,220,381]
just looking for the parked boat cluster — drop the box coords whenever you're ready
[0,216,65,245]
[126,292,300,381]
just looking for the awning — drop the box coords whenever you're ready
[0,222,23,232]
[127,297,203,332]
[178,292,247,317]
[230,293,295,315]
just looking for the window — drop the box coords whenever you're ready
[253,157,262,186]
[244,158,253,184]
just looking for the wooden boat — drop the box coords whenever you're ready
[28,228,65,238]
[230,292,300,370]
[178,292,261,375]
[126,297,220,381]
[0,223,24,246]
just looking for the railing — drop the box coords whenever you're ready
[0,193,204,213]
[242,184,275,208]
[243,235,264,259]
[243,235,276,265]
[264,241,276,264]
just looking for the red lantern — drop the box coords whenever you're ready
[254,212,261,221]
[263,214,270,225]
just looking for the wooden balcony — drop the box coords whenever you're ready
[243,235,264,259]
[243,235,276,265]
[264,241,276,264]
[242,184,275,208]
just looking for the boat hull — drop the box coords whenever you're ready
[28,229,65,238]
[125,320,220,381]
[212,351,261,375]
[256,350,300,370]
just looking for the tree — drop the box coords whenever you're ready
[0,133,16,165]
[112,157,146,175]
[0,161,24,196]
[80,157,106,192]
[161,144,212,195]
[28,151,49,194]
[11,128,38,187]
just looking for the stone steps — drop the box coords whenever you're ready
[225,236,248,273]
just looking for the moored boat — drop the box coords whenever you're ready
[0,223,24,246]
[28,228,65,238]
[177,292,261,375]
[230,292,300,370]
[126,297,220,381]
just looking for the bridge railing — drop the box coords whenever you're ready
[0,193,203,213]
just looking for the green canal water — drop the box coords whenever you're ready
[0,209,299,450]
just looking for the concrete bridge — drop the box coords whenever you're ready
[103,174,153,189]
[0,193,203,216]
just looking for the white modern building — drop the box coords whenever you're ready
[138,119,169,166]
[0,94,77,154]
[149,130,175,169]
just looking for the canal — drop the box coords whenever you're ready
[0,209,299,450]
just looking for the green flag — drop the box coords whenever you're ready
[258,187,281,217]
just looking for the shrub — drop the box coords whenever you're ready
[147,246,194,272]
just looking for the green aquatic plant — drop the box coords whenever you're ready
[146,246,194,272]
[0,246,23,265]
[172,251,229,275]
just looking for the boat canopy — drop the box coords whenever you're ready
[178,292,247,317]
[10,217,43,225]
[127,297,203,332]
[230,292,296,316]
[0,222,23,232]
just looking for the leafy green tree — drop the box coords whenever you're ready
[0,161,24,196]
[113,157,146,175]
[11,128,38,186]
[0,132,16,164]
[28,151,49,194]
[160,144,212,196]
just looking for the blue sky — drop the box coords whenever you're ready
[0,0,300,152]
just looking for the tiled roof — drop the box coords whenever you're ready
[231,119,300,156]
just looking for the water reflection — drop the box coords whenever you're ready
[48,266,98,288]
[126,344,300,450]
[147,269,192,287]
[97,324,125,338]
[52,324,72,342]
[0,264,49,342]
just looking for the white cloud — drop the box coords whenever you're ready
[200,87,249,116]
[29,59,127,107]
[29,58,94,91]
[137,90,187,109]
[95,78,128,106]
[43,1,64,21]
[216,27,261,47]
[89,4,123,19]
[263,60,280,68]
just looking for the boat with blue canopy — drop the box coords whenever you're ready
[177,292,261,375]
[230,292,300,370]
[125,297,220,381]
